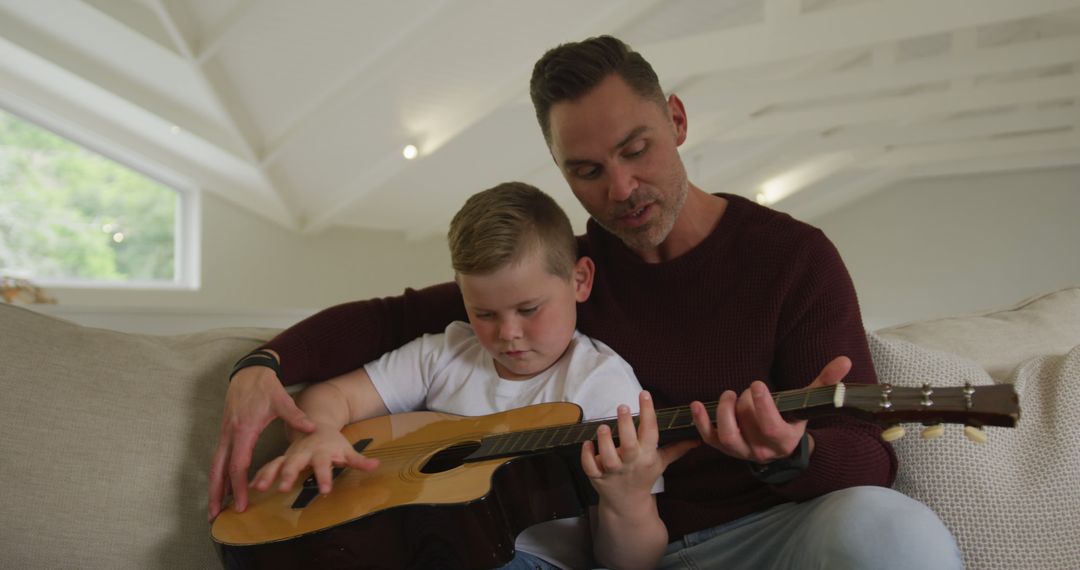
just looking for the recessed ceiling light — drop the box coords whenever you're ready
[170,125,181,135]
[402,144,418,160]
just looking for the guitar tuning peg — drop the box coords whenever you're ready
[964,425,988,444]
[920,424,945,440]
[881,425,906,442]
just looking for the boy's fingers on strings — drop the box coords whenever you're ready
[596,424,624,473]
[637,391,660,448]
[580,440,603,478]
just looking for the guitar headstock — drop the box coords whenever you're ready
[840,382,1020,442]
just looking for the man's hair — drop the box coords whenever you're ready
[530,35,666,145]
[448,182,577,280]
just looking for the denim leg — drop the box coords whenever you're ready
[658,486,963,570]
[496,550,564,570]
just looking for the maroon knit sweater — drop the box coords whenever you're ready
[263,193,896,539]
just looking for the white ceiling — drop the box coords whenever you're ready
[2,0,1078,239]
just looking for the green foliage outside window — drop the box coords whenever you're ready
[0,108,176,282]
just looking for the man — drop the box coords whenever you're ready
[211,36,960,568]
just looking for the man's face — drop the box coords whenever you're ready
[458,250,590,380]
[547,74,689,257]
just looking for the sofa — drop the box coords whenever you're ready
[2,287,1078,569]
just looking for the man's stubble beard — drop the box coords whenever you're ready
[601,176,689,254]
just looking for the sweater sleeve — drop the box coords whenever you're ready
[260,281,467,385]
[768,229,896,500]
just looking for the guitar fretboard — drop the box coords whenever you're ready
[465,385,843,462]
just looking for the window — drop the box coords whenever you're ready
[0,107,196,288]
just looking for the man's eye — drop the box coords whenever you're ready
[625,141,647,158]
[575,166,601,180]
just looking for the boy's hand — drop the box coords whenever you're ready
[581,391,699,507]
[251,427,380,496]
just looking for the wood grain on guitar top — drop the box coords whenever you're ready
[212,401,584,546]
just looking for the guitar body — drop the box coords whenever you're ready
[212,402,587,569]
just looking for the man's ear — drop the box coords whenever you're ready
[573,256,595,302]
[667,93,688,146]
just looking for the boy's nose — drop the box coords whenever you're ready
[498,319,523,340]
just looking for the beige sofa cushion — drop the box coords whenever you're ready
[870,333,1080,570]
[875,286,1080,381]
[0,304,284,569]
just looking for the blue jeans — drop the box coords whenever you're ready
[498,550,563,570]
[658,486,962,570]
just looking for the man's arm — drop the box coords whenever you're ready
[689,230,894,500]
[265,282,466,385]
[208,282,465,520]
[766,229,895,499]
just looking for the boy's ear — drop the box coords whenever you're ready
[573,256,595,302]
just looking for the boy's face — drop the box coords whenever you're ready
[458,249,592,380]
[547,74,689,257]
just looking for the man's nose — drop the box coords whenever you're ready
[608,164,637,202]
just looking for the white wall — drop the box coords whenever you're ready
[810,166,1080,331]
[29,166,1080,334]
[35,191,453,332]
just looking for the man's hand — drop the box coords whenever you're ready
[689,356,851,464]
[251,427,379,496]
[208,360,317,521]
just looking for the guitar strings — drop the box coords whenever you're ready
[337,386,843,462]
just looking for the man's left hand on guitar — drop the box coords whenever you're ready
[208,361,318,521]
[688,356,852,464]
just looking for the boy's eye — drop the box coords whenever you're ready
[518,306,538,316]
[473,312,495,320]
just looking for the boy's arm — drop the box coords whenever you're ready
[584,392,698,570]
[250,368,390,496]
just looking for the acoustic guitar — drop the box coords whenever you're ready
[211,382,1019,569]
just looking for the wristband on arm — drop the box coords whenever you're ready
[747,432,810,485]
[229,349,283,382]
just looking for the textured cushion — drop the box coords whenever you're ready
[0,304,284,569]
[870,333,1080,570]
[875,286,1080,381]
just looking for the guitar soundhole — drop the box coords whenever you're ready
[420,441,482,474]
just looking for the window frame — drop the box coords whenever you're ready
[0,103,201,291]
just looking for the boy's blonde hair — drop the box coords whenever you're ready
[448,182,577,280]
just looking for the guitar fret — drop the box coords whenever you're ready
[521,431,535,453]
[533,428,548,450]
[539,427,557,450]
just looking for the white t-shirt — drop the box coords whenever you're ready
[364,321,661,570]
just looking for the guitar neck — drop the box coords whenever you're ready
[465,385,845,462]
[464,381,1019,462]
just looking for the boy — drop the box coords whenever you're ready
[251,182,697,570]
